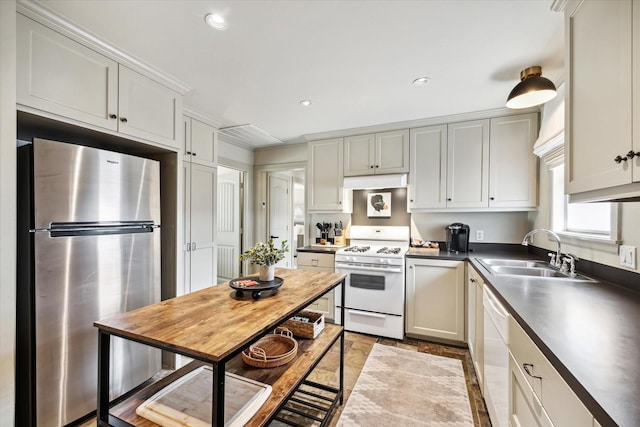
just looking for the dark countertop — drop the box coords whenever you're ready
[409,246,639,426]
[296,245,344,254]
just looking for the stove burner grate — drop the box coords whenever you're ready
[344,245,371,253]
[377,247,401,255]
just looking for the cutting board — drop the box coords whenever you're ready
[136,366,272,427]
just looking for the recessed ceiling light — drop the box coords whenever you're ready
[300,100,312,107]
[413,77,431,86]
[205,13,227,30]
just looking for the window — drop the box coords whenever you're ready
[550,164,618,242]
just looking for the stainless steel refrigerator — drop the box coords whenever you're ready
[16,138,162,426]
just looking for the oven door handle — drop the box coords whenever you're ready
[335,264,403,273]
[347,309,387,319]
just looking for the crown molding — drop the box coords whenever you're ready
[183,107,225,129]
[303,106,540,142]
[550,0,568,13]
[17,0,191,95]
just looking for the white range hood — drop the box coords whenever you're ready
[343,173,407,190]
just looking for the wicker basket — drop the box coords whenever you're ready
[282,310,325,339]
[242,328,298,368]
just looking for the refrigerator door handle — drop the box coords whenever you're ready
[32,221,160,237]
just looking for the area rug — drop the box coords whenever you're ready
[337,343,474,427]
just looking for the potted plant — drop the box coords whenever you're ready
[240,239,289,281]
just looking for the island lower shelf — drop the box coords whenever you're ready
[109,323,344,426]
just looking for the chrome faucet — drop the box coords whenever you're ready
[521,229,562,267]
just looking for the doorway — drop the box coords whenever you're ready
[266,168,305,268]
[217,166,244,283]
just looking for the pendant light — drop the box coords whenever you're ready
[506,66,557,109]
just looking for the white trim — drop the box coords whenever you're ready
[554,231,621,247]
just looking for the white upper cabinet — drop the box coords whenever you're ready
[408,115,537,211]
[565,0,640,200]
[489,113,538,208]
[17,13,118,131]
[344,129,409,176]
[118,65,182,148]
[308,138,351,212]
[184,116,217,168]
[17,13,183,150]
[447,119,490,209]
[409,125,448,209]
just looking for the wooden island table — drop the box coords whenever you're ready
[95,268,346,427]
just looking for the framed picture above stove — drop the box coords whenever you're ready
[367,192,391,217]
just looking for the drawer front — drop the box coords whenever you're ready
[509,317,592,426]
[509,353,554,427]
[297,252,335,269]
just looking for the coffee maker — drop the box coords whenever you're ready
[445,223,470,253]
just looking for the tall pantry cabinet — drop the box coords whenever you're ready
[183,116,218,293]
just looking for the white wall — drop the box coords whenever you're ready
[530,161,640,272]
[0,1,16,424]
[411,211,530,244]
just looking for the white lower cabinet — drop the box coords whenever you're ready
[509,316,593,427]
[467,266,484,393]
[405,258,465,342]
[509,352,554,427]
[296,252,335,322]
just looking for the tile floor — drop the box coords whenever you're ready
[80,332,490,426]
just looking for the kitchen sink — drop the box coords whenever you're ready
[476,258,596,282]
[479,259,550,269]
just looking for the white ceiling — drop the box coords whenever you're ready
[33,0,564,147]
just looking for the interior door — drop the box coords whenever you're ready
[268,173,291,268]
[217,166,241,283]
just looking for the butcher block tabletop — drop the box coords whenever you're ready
[94,268,345,363]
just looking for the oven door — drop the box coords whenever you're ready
[334,263,405,316]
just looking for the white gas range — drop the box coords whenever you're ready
[334,225,410,340]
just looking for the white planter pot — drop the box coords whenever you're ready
[259,265,275,281]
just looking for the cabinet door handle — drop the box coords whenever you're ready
[490,197,495,200]
[109,114,117,119]
[120,117,128,123]
[339,201,342,205]
[192,242,196,250]
[614,155,627,163]
[410,199,414,202]
[186,242,191,251]
[627,150,640,159]
[447,198,452,201]
[192,152,197,156]
[523,363,542,380]
[186,151,192,155]
[470,277,476,283]
[375,165,379,168]
[370,165,374,169]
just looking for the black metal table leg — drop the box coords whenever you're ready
[97,330,111,426]
[339,278,345,405]
[212,361,226,426]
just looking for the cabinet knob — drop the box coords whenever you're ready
[186,151,192,155]
[410,199,414,202]
[109,114,117,119]
[339,201,342,204]
[370,165,374,169]
[470,278,476,283]
[627,150,640,159]
[192,152,197,156]
[120,117,128,123]
[375,165,379,168]
[490,197,495,200]
[614,155,627,163]
[447,198,452,201]
[192,242,196,251]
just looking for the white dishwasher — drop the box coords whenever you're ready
[483,284,509,427]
